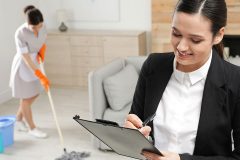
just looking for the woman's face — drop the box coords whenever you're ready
[28,22,43,33]
[171,12,221,72]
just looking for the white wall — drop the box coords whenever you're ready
[0,0,39,104]
[38,0,151,53]
[39,0,151,31]
[0,0,151,104]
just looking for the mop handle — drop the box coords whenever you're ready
[39,60,65,149]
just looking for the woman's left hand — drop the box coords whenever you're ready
[142,151,180,160]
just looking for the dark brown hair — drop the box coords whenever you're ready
[175,0,227,58]
[23,5,44,25]
[23,5,35,14]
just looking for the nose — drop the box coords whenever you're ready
[177,38,189,52]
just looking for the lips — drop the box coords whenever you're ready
[177,50,193,57]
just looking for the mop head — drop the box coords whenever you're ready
[55,150,90,160]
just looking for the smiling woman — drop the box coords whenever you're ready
[171,12,224,72]
[124,0,240,160]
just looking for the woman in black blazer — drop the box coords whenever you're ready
[125,0,240,160]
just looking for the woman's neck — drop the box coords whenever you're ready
[33,31,38,37]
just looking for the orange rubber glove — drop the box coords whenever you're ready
[34,69,50,91]
[37,44,46,63]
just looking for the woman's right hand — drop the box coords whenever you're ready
[124,114,151,137]
[34,69,50,91]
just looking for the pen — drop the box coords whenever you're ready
[142,113,156,127]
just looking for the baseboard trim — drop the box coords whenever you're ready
[0,88,12,104]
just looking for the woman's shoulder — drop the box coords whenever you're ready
[149,52,175,58]
[15,23,28,38]
[223,59,240,76]
[142,52,175,74]
[147,52,175,66]
[221,60,240,90]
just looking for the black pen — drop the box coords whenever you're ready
[142,113,156,127]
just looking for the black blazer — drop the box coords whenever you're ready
[130,49,240,160]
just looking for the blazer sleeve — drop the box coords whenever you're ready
[180,85,240,160]
[130,55,152,120]
[180,154,240,160]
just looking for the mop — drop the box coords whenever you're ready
[38,45,90,160]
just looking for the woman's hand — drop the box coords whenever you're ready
[142,151,180,160]
[37,43,46,63]
[124,114,151,137]
[34,69,50,91]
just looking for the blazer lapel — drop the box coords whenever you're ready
[193,50,227,154]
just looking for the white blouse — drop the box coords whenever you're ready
[153,50,212,154]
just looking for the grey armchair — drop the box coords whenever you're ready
[88,56,147,150]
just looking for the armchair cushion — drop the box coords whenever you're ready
[103,102,132,126]
[103,64,138,111]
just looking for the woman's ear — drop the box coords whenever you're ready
[213,27,225,45]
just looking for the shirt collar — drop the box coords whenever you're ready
[174,49,212,85]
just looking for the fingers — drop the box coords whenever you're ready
[40,77,50,92]
[142,151,181,160]
[139,126,151,137]
[44,85,49,92]
[124,114,151,137]
[160,151,167,157]
[45,79,50,91]
[34,69,50,91]
[41,81,48,91]
[124,120,138,129]
[124,114,143,129]
[142,151,162,160]
[39,43,46,62]
[125,121,151,136]
[44,82,50,91]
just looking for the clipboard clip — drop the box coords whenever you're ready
[73,115,80,120]
[73,115,119,126]
[95,119,119,126]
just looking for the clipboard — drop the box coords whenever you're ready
[73,115,162,160]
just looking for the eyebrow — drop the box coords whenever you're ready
[172,26,205,38]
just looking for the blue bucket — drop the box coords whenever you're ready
[0,132,4,153]
[0,116,16,147]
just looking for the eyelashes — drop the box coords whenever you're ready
[172,32,181,37]
[172,32,202,44]
[191,39,202,44]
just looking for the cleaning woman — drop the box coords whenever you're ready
[9,5,50,138]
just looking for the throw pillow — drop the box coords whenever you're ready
[103,64,138,111]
